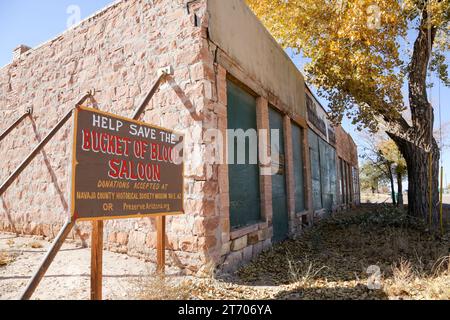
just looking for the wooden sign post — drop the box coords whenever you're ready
[157,216,166,274]
[91,220,104,300]
[16,72,179,299]
[71,106,184,299]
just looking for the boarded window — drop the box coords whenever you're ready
[352,167,360,204]
[329,146,337,206]
[319,138,331,210]
[292,123,305,212]
[309,129,337,211]
[342,161,350,204]
[308,130,322,210]
[269,107,289,243]
[319,138,337,211]
[348,162,353,203]
[342,159,348,204]
[342,160,348,204]
[338,157,344,204]
[227,80,261,229]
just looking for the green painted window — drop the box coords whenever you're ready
[308,130,322,210]
[227,80,261,229]
[320,139,337,210]
[319,138,331,209]
[338,157,344,204]
[292,123,305,212]
[340,158,347,204]
[309,129,337,211]
[342,160,349,204]
[269,107,289,243]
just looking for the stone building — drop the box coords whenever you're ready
[0,0,359,274]
[306,85,360,218]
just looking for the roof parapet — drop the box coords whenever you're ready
[13,45,31,62]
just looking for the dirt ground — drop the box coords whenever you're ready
[180,205,449,300]
[0,234,185,300]
[361,192,450,205]
[1,205,449,300]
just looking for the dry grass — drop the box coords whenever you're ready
[187,205,449,300]
[135,274,193,300]
[0,251,14,267]
[286,253,328,287]
[384,256,449,299]
[131,205,448,300]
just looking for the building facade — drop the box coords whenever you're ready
[0,0,359,274]
[306,86,360,218]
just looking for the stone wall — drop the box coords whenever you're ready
[0,0,360,275]
[207,0,307,119]
[0,0,221,275]
[335,127,358,167]
[335,127,360,208]
[205,14,312,271]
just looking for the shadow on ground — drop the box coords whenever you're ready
[274,284,389,300]
[187,204,449,300]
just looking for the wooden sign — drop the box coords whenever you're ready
[70,106,184,221]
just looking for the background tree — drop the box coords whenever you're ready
[361,139,400,206]
[378,140,408,206]
[247,0,450,224]
[360,162,386,194]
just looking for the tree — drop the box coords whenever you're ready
[361,138,400,206]
[378,140,408,206]
[360,161,386,194]
[435,121,450,151]
[247,0,449,224]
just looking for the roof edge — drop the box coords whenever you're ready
[0,0,123,71]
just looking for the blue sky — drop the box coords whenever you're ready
[0,0,112,67]
[0,0,449,186]
[288,48,450,187]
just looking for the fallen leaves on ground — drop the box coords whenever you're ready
[186,205,449,300]
[29,242,44,249]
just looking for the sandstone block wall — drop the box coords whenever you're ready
[0,0,221,274]
[0,0,360,275]
[335,127,358,167]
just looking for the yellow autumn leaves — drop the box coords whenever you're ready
[245,0,449,131]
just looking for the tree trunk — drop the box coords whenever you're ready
[390,134,440,223]
[387,8,440,226]
[397,170,403,207]
[387,164,396,206]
